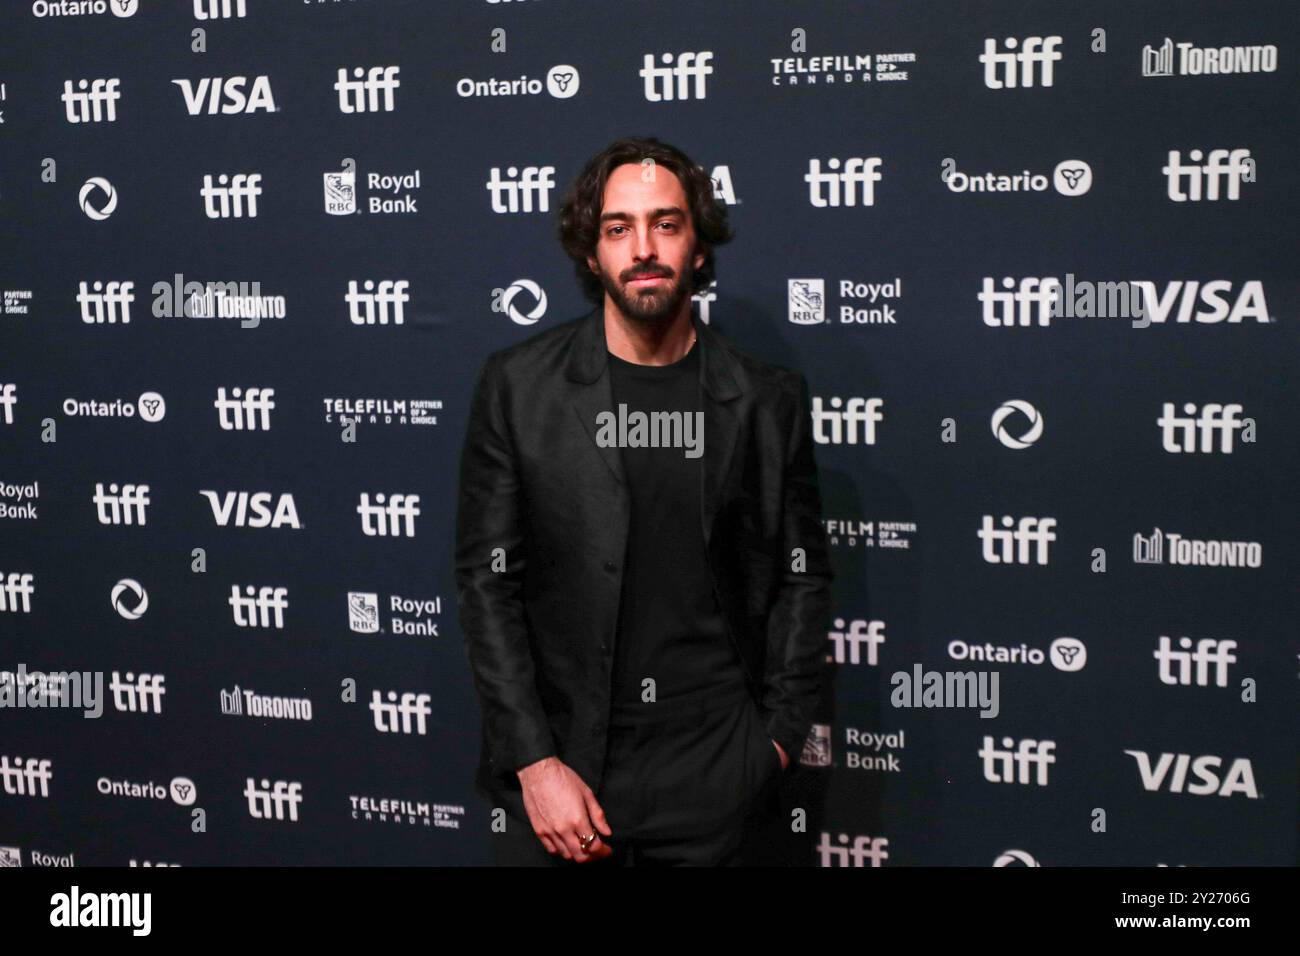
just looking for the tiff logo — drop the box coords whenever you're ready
[214,387,275,430]
[0,384,15,425]
[1154,636,1237,687]
[979,516,1056,565]
[93,483,150,525]
[1163,149,1252,202]
[194,0,246,18]
[811,396,884,445]
[229,585,288,629]
[62,78,121,123]
[369,690,432,735]
[335,66,400,113]
[1158,402,1247,453]
[806,158,882,207]
[485,165,556,213]
[244,779,303,821]
[979,277,1060,327]
[980,36,1063,89]
[0,757,52,798]
[828,618,886,665]
[817,834,889,867]
[640,51,713,101]
[77,281,135,324]
[109,672,165,713]
[201,173,262,218]
[1,572,35,613]
[357,493,421,537]
[346,280,409,324]
[980,736,1056,785]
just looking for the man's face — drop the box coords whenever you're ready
[586,162,706,328]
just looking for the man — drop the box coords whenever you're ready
[455,136,834,866]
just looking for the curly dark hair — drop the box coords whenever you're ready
[557,136,735,305]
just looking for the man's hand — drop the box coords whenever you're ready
[517,756,613,862]
[771,739,789,771]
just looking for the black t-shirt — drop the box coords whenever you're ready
[606,339,749,711]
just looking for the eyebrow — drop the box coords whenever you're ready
[598,206,686,225]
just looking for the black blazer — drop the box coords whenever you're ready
[454,305,835,803]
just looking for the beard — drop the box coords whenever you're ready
[597,260,693,328]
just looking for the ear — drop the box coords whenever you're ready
[586,254,599,275]
[693,245,706,272]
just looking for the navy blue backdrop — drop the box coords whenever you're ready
[0,0,1295,866]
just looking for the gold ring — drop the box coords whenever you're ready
[579,832,596,851]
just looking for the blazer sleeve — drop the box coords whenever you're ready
[760,370,835,764]
[454,351,556,775]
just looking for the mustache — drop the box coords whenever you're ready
[623,266,673,282]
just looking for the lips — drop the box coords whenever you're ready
[629,274,667,284]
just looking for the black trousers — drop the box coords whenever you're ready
[491,681,784,866]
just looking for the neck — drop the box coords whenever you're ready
[604,300,696,366]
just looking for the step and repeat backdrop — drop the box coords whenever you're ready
[1,0,1295,867]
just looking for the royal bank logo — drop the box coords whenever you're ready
[803,724,832,768]
[323,167,421,215]
[323,170,355,215]
[348,592,379,633]
[788,279,824,324]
